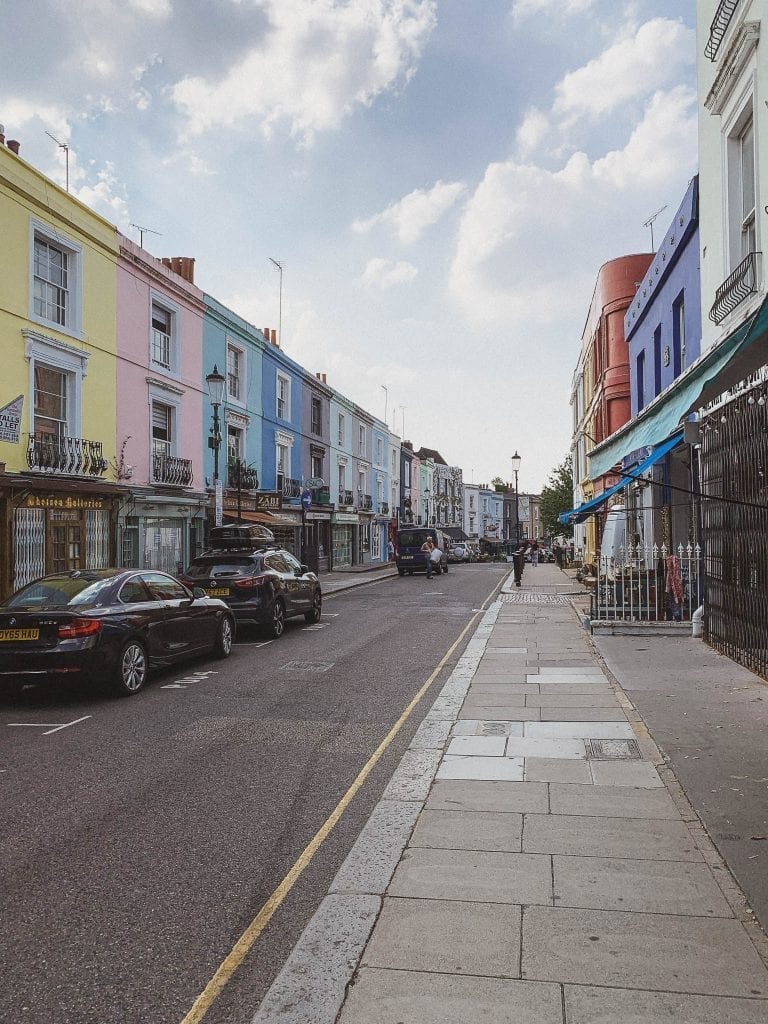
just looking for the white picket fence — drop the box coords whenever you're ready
[593,541,703,622]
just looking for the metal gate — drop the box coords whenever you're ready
[143,517,184,575]
[701,384,768,680]
[13,508,46,589]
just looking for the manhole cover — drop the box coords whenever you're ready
[280,661,334,673]
[480,722,509,736]
[588,738,641,760]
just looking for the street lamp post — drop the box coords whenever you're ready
[206,364,226,526]
[511,450,522,546]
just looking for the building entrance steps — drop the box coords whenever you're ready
[252,574,768,1024]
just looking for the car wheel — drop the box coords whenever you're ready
[112,640,147,696]
[304,590,322,623]
[267,599,285,638]
[214,615,234,658]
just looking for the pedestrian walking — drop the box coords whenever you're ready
[530,540,539,566]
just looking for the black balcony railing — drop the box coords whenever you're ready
[311,486,331,505]
[709,251,761,324]
[153,453,194,487]
[338,489,354,506]
[705,0,742,60]
[227,461,259,490]
[27,433,108,476]
[359,493,373,511]
[278,475,302,498]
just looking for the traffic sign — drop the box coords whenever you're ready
[301,489,312,510]
[305,477,325,488]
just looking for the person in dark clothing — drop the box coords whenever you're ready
[553,543,564,569]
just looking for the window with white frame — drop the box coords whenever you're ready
[34,363,69,441]
[377,477,384,509]
[311,451,323,479]
[338,413,345,445]
[311,396,322,435]
[277,374,290,419]
[24,330,88,441]
[376,437,383,466]
[338,462,346,494]
[358,469,366,498]
[227,424,243,462]
[151,401,174,458]
[358,424,365,456]
[276,441,290,482]
[227,343,244,402]
[727,104,756,266]
[31,223,82,335]
[151,304,173,369]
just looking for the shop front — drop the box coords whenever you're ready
[117,490,209,576]
[0,475,127,598]
[303,510,331,573]
[217,491,302,557]
[332,511,358,568]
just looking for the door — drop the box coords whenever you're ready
[140,571,213,658]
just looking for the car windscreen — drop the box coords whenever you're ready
[397,531,431,548]
[184,556,263,579]
[6,576,116,609]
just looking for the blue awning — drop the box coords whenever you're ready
[559,430,684,525]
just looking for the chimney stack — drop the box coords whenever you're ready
[0,125,5,146]
[271,329,278,346]
[160,257,195,284]
[7,139,20,155]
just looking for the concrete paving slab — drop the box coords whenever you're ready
[446,736,506,757]
[484,646,528,653]
[564,985,768,1024]
[524,758,593,785]
[527,667,603,675]
[463,693,527,708]
[409,808,523,852]
[426,780,549,814]
[451,720,524,737]
[548,783,681,819]
[471,682,541,694]
[338,969,565,1024]
[526,694,621,707]
[459,706,542,721]
[540,708,629,721]
[361,897,521,976]
[505,736,587,759]
[522,906,768,996]
[525,721,634,739]
[388,847,553,905]
[436,755,524,781]
[552,854,735,916]
[589,760,664,788]
[539,681,612,693]
[523,813,703,860]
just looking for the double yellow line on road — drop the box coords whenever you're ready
[180,573,506,1023]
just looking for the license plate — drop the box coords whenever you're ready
[207,588,230,597]
[0,628,39,641]
[401,555,413,560]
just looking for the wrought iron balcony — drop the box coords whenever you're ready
[705,0,742,60]
[227,460,259,491]
[359,493,373,511]
[709,251,761,324]
[27,433,109,476]
[153,453,194,487]
[338,489,354,506]
[278,475,302,498]
[311,486,331,505]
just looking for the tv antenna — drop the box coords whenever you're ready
[268,258,284,343]
[45,131,70,192]
[130,223,163,248]
[643,204,668,252]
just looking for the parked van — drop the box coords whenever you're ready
[396,527,450,576]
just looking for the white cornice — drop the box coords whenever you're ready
[705,21,760,115]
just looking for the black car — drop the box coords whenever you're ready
[0,568,235,696]
[181,530,321,638]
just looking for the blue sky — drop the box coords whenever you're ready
[2,0,697,491]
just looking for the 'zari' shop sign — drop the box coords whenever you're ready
[23,495,107,510]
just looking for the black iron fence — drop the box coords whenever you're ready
[701,385,768,680]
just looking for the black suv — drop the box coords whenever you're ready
[181,525,321,638]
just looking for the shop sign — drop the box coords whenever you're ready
[215,480,223,527]
[24,494,107,510]
[0,394,23,443]
[304,511,331,521]
[255,492,280,510]
[334,512,359,524]
[223,496,257,511]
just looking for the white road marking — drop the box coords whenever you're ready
[7,715,92,736]
[161,684,188,689]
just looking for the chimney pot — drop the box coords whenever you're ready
[7,139,20,155]
[271,329,278,346]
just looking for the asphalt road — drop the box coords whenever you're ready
[0,562,509,1024]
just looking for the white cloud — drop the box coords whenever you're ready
[361,258,418,289]
[72,161,131,227]
[352,179,466,243]
[516,109,550,158]
[553,18,694,121]
[512,0,594,22]
[127,0,171,15]
[171,0,437,144]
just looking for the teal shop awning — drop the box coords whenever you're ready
[559,430,684,525]
[588,305,764,480]
[693,294,768,409]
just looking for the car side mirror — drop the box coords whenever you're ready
[299,564,310,574]
[192,586,207,599]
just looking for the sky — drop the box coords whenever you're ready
[1,0,698,492]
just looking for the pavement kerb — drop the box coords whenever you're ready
[252,570,768,1023]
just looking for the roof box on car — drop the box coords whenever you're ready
[208,523,275,549]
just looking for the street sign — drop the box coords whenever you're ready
[301,489,312,510]
[305,477,325,488]
[215,479,224,526]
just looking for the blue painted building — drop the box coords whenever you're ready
[371,417,390,563]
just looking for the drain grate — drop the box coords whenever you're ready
[280,661,334,673]
[588,738,641,760]
[502,593,570,604]
[479,722,510,736]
